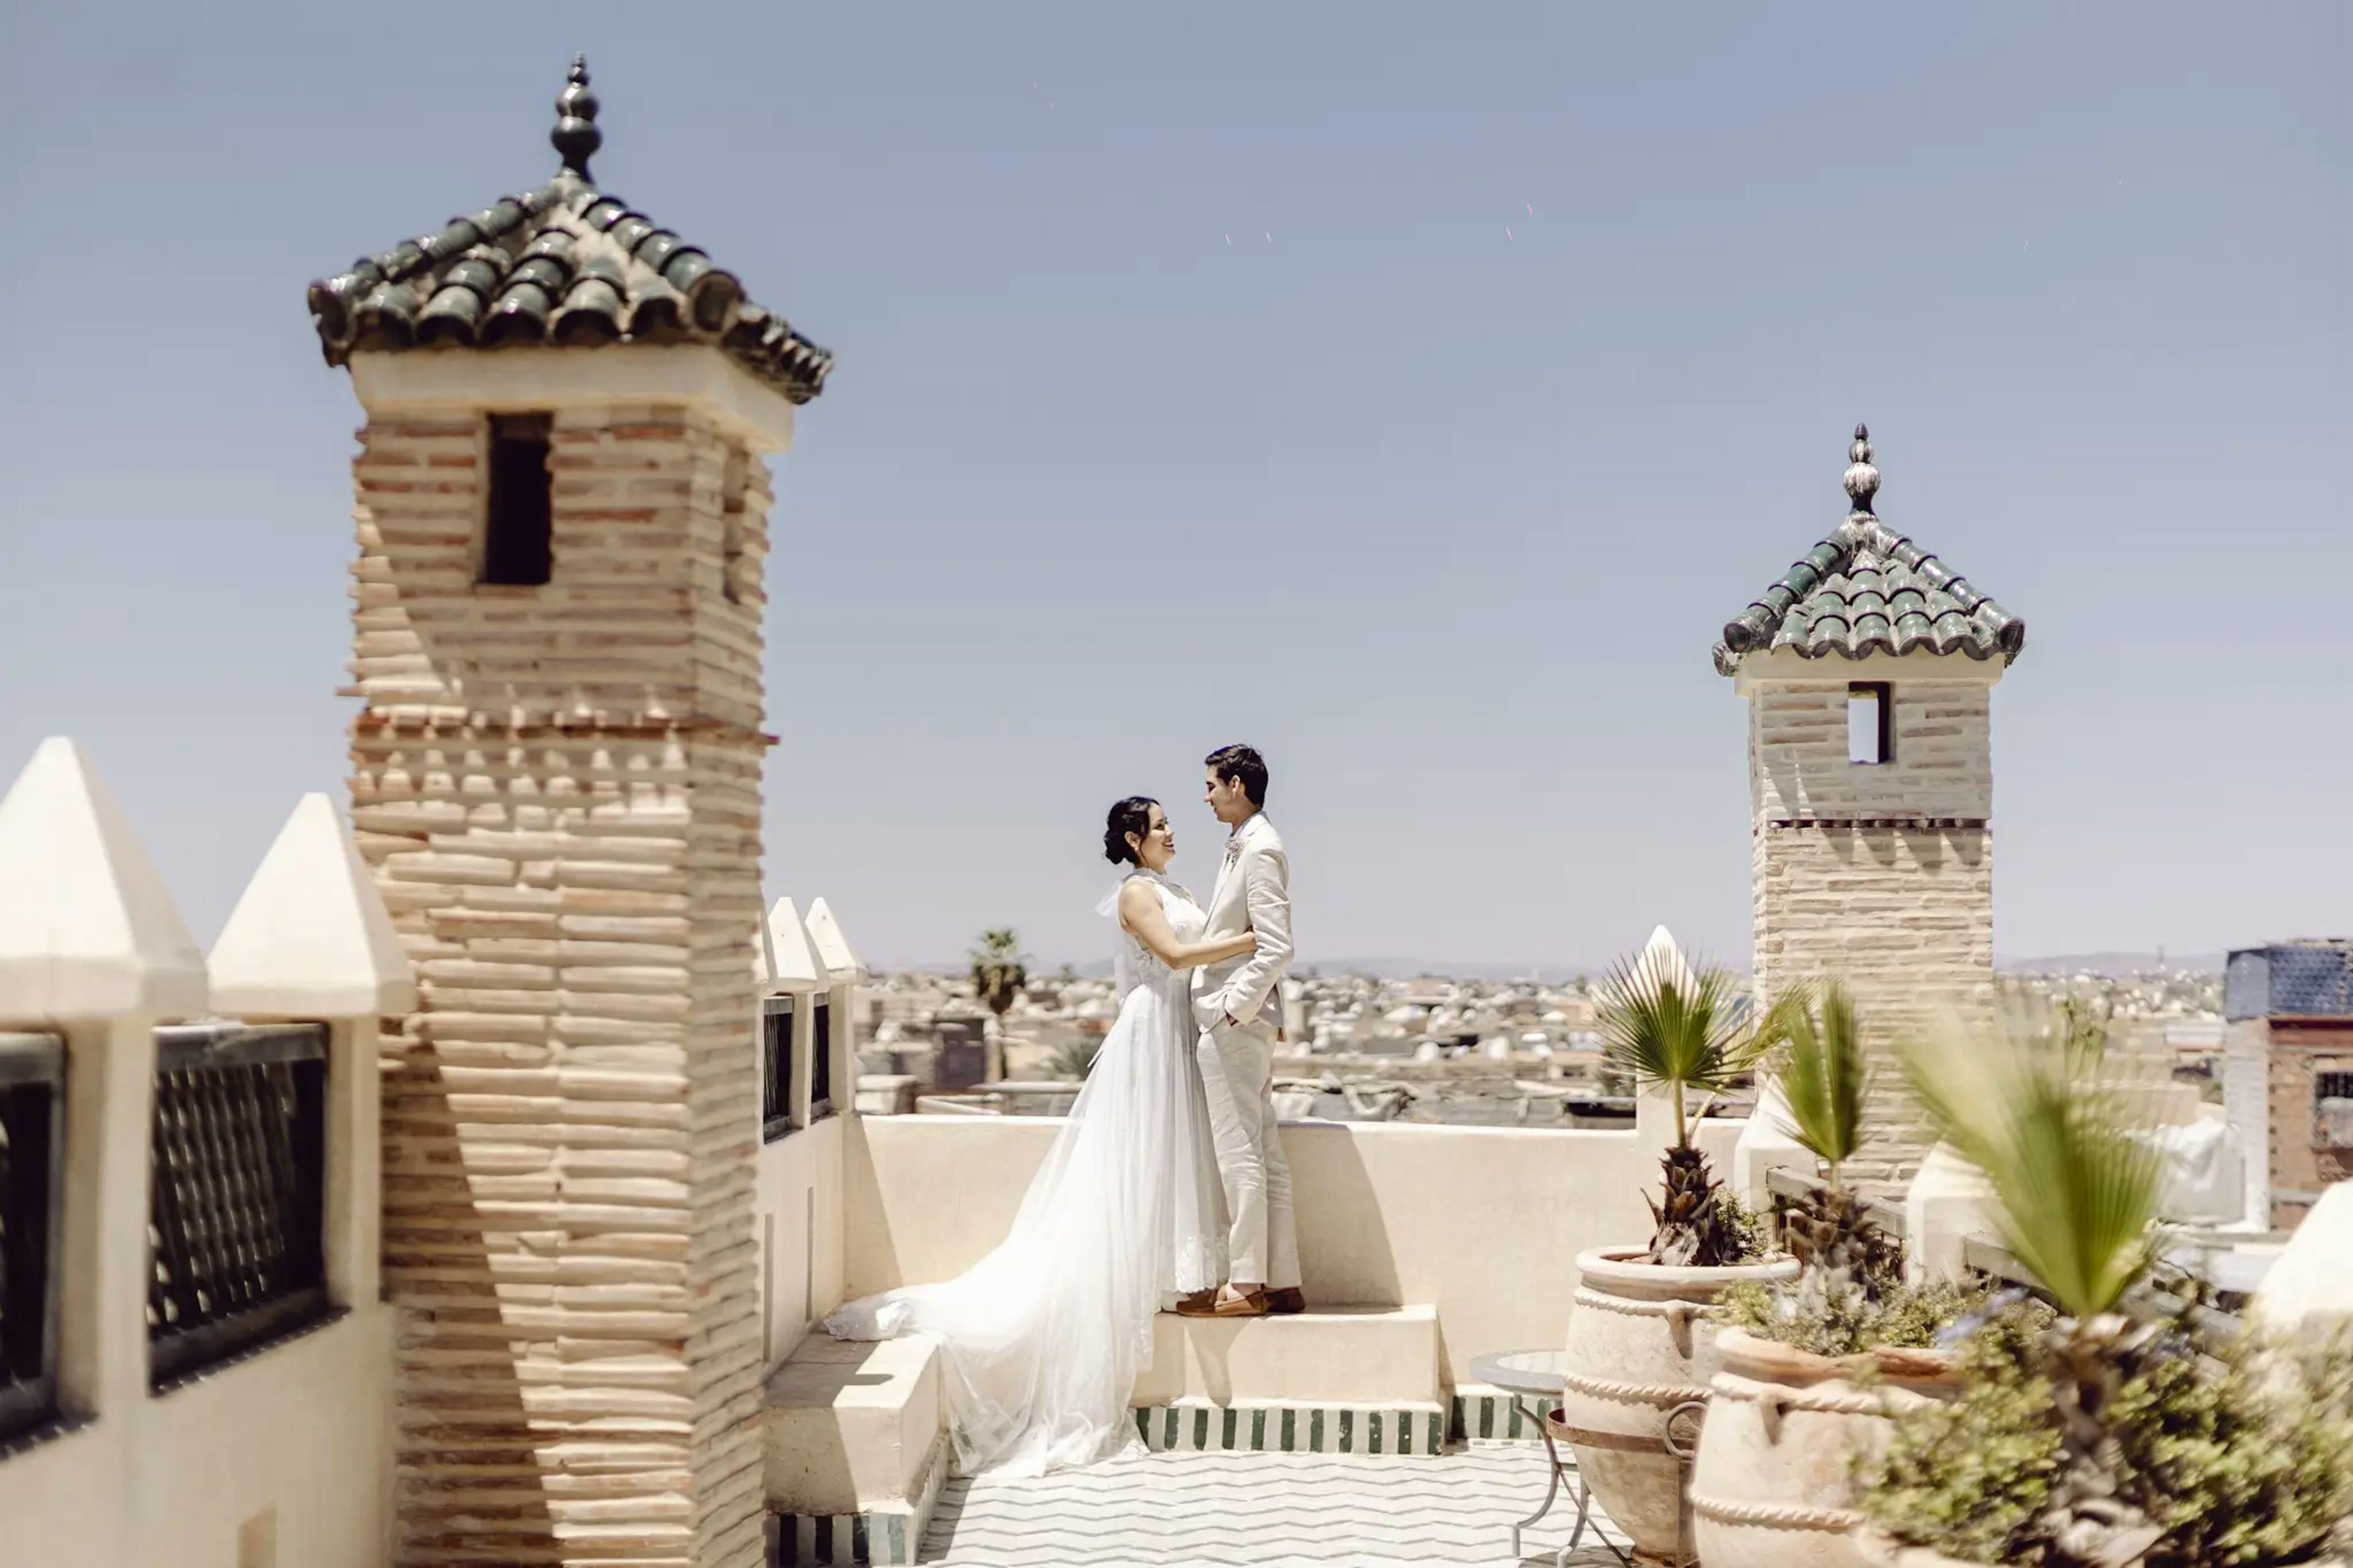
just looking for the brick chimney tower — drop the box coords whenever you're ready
[1713,427,2023,1184]
[306,58,832,1566]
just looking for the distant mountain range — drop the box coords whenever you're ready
[892,951,2227,982]
[1994,952,2226,976]
[1295,953,2227,982]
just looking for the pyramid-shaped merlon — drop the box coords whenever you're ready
[0,737,207,1020]
[209,793,417,1018]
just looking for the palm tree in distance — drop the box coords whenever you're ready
[968,928,1030,1085]
[968,928,1029,1025]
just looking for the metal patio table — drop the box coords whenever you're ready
[1467,1347,1639,1567]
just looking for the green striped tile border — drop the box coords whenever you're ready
[1449,1390,1559,1444]
[1132,1403,1447,1458]
[769,1431,950,1565]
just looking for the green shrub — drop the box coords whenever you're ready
[1855,1310,2061,1564]
[1857,1308,2353,1568]
[1719,1192,1774,1267]
[1045,1036,1101,1080]
[1717,1273,1982,1358]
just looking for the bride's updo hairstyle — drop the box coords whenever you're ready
[1104,797,1159,866]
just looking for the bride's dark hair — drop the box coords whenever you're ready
[1104,797,1159,866]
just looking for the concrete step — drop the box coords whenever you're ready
[1127,1305,1449,1458]
[1131,1304,1442,1408]
[763,1335,949,1565]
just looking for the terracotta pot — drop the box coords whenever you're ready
[1558,1246,1800,1565]
[1855,1530,2344,1567]
[1689,1328,1960,1568]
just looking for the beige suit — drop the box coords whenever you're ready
[1192,812,1300,1290]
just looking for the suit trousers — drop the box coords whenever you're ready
[1195,1018,1300,1290]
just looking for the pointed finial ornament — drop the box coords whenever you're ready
[1842,422,1880,513]
[552,56,602,180]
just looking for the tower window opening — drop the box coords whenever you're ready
[720,442,748,604]
[481,413,553,585]
[1847,682,1893,765]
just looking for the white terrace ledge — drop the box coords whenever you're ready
[836,1108,1744,1387]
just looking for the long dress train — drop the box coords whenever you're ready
[822,870,1228,1476]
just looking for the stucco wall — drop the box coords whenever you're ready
[758,1112,847,1373]
[842,1112,1747,1384]
[2222,1021,2274,1229]
[0,1308,395,1568]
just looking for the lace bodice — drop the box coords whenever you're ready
[1114,872,1204,995]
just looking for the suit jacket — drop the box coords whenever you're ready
[1193,812,1292,1030]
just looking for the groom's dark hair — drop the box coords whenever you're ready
[1204,744,1268,808]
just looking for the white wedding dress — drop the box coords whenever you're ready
[823,870,1229,1476]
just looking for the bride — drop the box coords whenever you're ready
[822,795,1252,1475]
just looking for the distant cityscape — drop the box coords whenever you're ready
[852,950,2229,1126]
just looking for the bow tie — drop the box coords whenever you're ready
[1223,838,1243,863]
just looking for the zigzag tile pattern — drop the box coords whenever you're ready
[916,1447,1630,1565]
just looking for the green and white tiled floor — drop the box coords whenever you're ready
[916,1445,1631,1565]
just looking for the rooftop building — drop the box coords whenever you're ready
[2224,940,2353,1227]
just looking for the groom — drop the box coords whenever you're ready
[1181,743,1305,1319]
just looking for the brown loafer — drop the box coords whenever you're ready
[1172,1289,1218,1316]
[1264,1287,1306,1316]
[1209,1289,1268,1318]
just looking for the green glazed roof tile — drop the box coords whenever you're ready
[306,59,832,404]
[1711,426,2023,676]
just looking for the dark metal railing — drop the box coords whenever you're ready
[0,1034,64,1441]
[148,1023,328,1388]
[810,998,835,1123]
[1762,1165,1906,1235]
[761,996,796,1143]
[1961,1234,2244,1344]
[1759,1165,2243,1346]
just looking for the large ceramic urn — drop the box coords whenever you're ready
[1690,1328,1960,1568]
[1555,1246,1800,1564]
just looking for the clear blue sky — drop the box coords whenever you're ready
[2,4,2345,971]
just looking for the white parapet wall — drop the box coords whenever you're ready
[842,1111,1733,1385]
[760,1115,849,1366]
[0,751,406,1568]
[6,1321,397,1568]
[756,897,856,1371]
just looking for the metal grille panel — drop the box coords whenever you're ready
[811,998,835,1120]
[762,996,795,1143]
[0,1034,64,1439]
[148,1024,328,1385]
[2315,1071,2353,1152]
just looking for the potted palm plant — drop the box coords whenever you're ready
[1556,937,1796,1563]
[1691,980,1979,1568]
[1853,1023,2353,1568]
